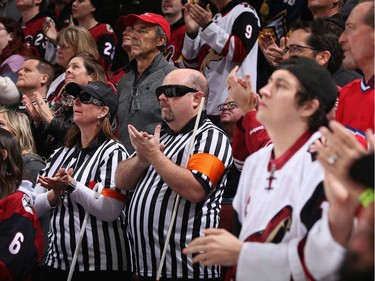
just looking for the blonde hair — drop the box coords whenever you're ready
[57,26,99,60]
[0,108,36,154]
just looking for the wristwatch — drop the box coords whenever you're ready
[65,178,77,194]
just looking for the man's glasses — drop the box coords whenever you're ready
[129,87,140,113]
[218,101,238,112]
[77,92,104,106]
[282,44,317,56]
[155,85,198,100]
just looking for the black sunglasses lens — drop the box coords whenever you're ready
[79,93,91,103]
[163,87,176,98]
[156,85,197,100]
[156,86,175,99]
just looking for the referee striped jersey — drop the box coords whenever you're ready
[37,136,133,272]
[128,116,233,279]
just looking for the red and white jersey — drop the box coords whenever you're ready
[232,131,345,281]
[21,13,56,60]
[336,76,374,133]
[182,1,260,115]
[165,17,186,66]
[0,181,44,281]
[232,110,271,171]
[89,23,118,72]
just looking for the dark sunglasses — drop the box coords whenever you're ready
[76,91,104,106]
[155,84,198,100]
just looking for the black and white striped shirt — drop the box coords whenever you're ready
[128,117,233,279]
[35,136,133,272]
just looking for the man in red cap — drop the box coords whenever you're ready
[116,12,176,154]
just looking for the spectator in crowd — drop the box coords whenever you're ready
[312,120,374,281]
[108,16,134,87]
[308,0,343,20]
[0,17,36,82]
[24,52,106,159]
[161,0,187,66]
[218,96,242,143]
[259,0,344,63]
[252,0,312,90]
[16,56,55,111]
[260,17,361,87]
[285,18,361,87]
[16,0,57,62]
[234,17,363,172]
[115,68,232,281]
[336,1,374,133]
[218,96,243,199]
[182,0,260,126]
[0,0,21,21]
[183,57,346,281]
[33,81,133,280]
[252,0,311,45]
[226,65,270,172]
[0,108,45,186]
[45,25,98,102]
[116,12,176,154]
[0,108,48,281]
[71,0,118,74]
[0,127,44,281]
[44,0,73,30]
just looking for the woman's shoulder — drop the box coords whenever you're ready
[22,153,45,165]
[1,54,25,73]
[102,138,129,156]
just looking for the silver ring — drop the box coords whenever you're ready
[327,154,338,165]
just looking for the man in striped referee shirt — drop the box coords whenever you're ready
[116,68,233,281]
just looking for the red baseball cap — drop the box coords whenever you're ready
[117,12,170,42]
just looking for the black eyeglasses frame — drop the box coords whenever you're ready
[282,44,317,55]
[217,101,238,112]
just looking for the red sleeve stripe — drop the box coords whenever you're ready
[101,189,127,203]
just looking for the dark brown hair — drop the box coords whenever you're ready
[0,128,23,199]
[0,17,36,62]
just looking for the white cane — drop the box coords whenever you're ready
[156,97,205,281]
[67,182,103,281]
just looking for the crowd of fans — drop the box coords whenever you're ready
[0,0,373,281]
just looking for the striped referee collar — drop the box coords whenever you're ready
[74,134,107,155]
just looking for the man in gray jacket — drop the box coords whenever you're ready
[116,12,176,154]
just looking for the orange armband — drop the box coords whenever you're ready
[187,153,225,186]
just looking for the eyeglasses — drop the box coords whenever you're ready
[155,84,198,100]
[57,44,71,50]
[218,101,238,112]
[129,87,140,113]
[282,44,317,56]
[76,92,104,106]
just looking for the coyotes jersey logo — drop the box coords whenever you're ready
[245,206,292,243]
[200,46,223,72]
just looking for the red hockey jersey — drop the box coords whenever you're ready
[0,182,44,281]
